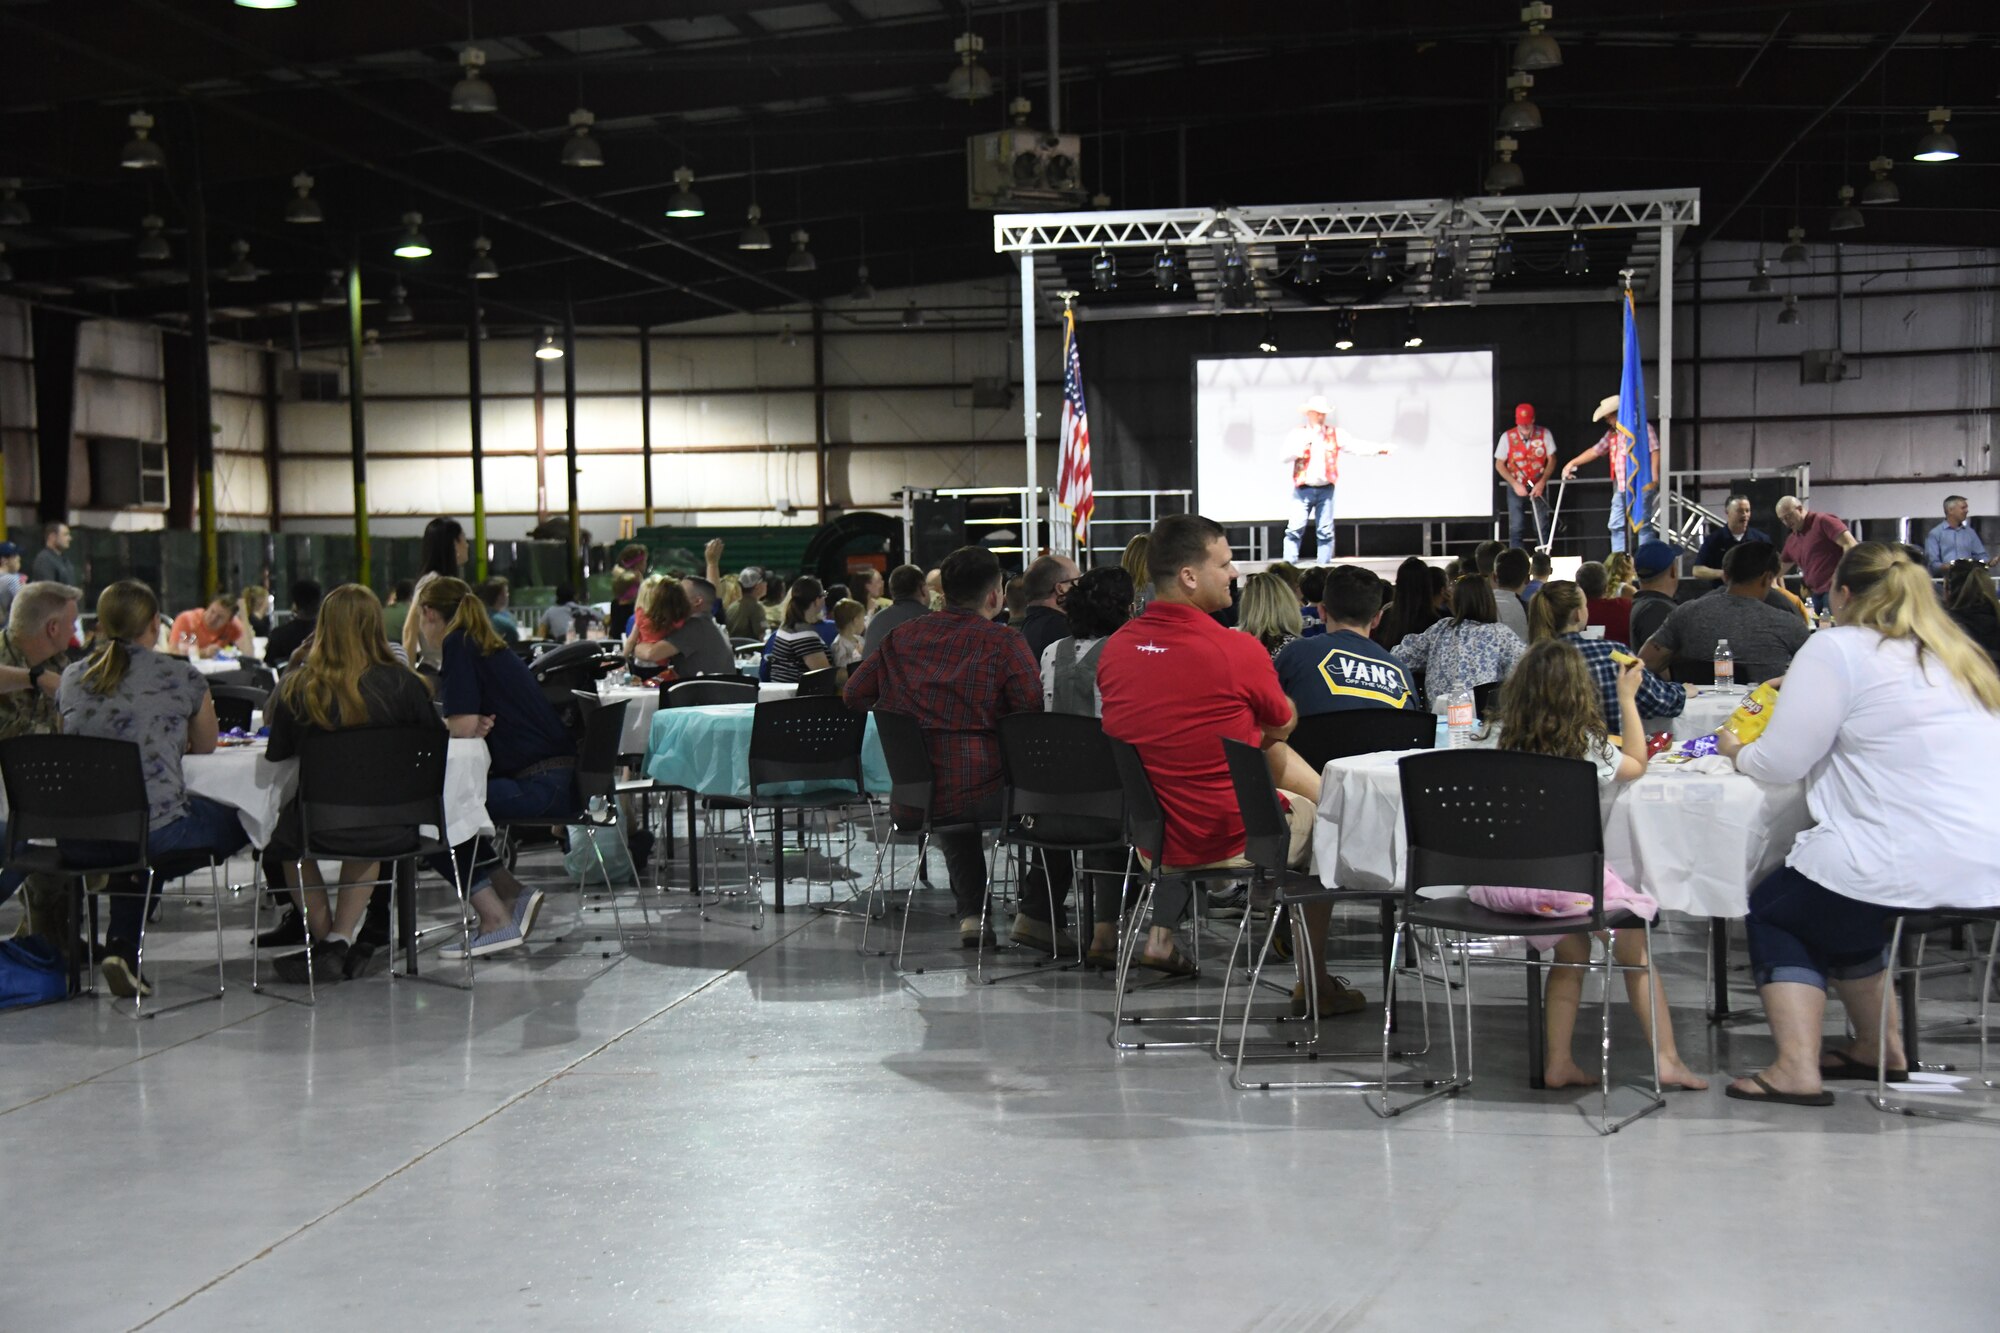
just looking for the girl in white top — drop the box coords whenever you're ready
[1716,542,2000,1106]
[830,597,866,679]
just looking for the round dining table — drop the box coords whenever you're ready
[601,681,797,757]
[183,737,495,849]
[1669,684,1751,745]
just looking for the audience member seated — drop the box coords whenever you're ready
[58,580,250,997]
[762,577,833,683]
[628,577,734,679]
[1276,564,1417,714]
[1017,554,1079,661]
[1604,551,1638,599]
[851,567,888,620]
[261,585,443,984]
[382,579,415,644]
[415,577,577,958]
[536,582,592,642]
[1477,639,1707,1090]
[1715,543,2000,1105]
[728,567,771,641]
[1944,560,2000,668]
[830,599,866,676]
[0,580,82,950]
[1528,580,1685,732]
[241,585,272,638]
[1238,569,1304,662]
[1525,549,1552,599]
[1638,541,1808,684]
[1098,514,1355,1014]
[264,578,321,667]
[861,564,930,658]
[1003,575,1029,628]
[1372,556,1438,651]
[478,578,522,644]
[1390,574,1526,714]
[168,593,251,660]
[1626,540,1681,650]
[607,543,648,641]
[1574,561,1631,645]
[1297,566,1327,636]
[1472,539,1504,579]
[845,546,1043,948]
[1491,548,1532,641]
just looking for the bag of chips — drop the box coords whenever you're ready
[1721,680,1782,743]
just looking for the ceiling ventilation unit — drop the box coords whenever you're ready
[967,98,1087,211]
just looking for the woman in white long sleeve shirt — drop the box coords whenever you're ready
[1714,543,2000,1107]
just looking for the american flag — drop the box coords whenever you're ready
[1056,307,1095,552]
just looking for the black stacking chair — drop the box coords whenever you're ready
[1287,709,1436,773]
[741,696,870,916]
[1869,909,2000,1125]
[860,711,998,969]
[1377,749,1666,1135]
[796,666,839,697]
[666,677,757,708]
[210,684,268,734]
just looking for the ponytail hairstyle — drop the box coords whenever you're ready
[781,576,825,631]
[80,579,160,696]
[416,575,505,657]
[1945,559,2000,618]
[1528,580,1585,643]
[1834,542,2000,712]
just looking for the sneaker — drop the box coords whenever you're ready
[1207,883,1250,919]
[1009,914,1077,956]
[438,923,524,960]
[272,939,351,986]
[255,905,307,949]
[1291,976,1369,1018]
[100,946,152,999]
[958,916,995,949]
[511,887,547,940]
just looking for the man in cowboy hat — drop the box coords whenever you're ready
[1493,402,1555,550]
[1560,392,1660,555]
[1281,393,1394,564]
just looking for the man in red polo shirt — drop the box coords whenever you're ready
[1099,513,1363,1016]
[1775,494,1858,612]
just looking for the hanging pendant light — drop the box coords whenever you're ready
[320,269,347,305]
[285,171,323,223]
[1776,295,1800,326]
[850,263,875,302]
[1913,106,1958,163]
[384,283,414,322]
[363,329,383,359]
[1829,184,1864,233]
[392,211,431,259]
[785,229,816,273]
[0,179,30,227]
[664,166,704,219]
[136,214,170,262]
[1747,257,1772,294]
[945,31,993,102]
[1779,225,1808,264]
[450,46,497,113]
[1497,71,1542,133]
[1860,155,1900,205]
[121,109,166,170]
[1484,136,1524,194]
[1512,2,1562,71]
[737,204,772,251]
[534,328,564,360]
[468,235,499,280]
[1332,309,1357,351]
[221,240,257,283]
[561,109,604,168]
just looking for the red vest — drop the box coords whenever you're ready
[1504,426,1552,484]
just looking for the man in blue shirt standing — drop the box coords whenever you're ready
[1275,564,1417,715]
[1923,494,1992,575]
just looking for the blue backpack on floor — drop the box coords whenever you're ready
[0,936,68,1011]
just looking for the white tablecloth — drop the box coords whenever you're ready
[188,655,250,677]
[183,738,495,849]
[1312,749,1812,917]
[1670,685,1749,744]
[601,681,798,756]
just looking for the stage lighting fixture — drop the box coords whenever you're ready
[222,240,257,283]
[945,31,994,102]
[1563,232,1588,276]
[1512,2,1562,70]
[392,212,432,259]
[1485,136,1523,194]
[450,47,497,114]
[285,171,322,223]
[1492,235,1516,278]
[664,166,705,218]
[0,180,30,227]
[738,204,772,251]
[1829,185,1864,233]
[1332,309,1356,351]
[136,215,170,262]
[1861,156,1899,205]
[562,109,605,168]
[384,283,414,323]
[1153,250,1181,292]
[1090,248,1116,292]
[534,329,564,360]
[1431,244,1456,284]
[1748,259,1772,294]
[1914,107,1958,163]
[1220,246,1251,302]
[468,235,499,280]
[1779,225,1808,264]
[121,110,165,170]
[785,229,817,273]
[320,270,346,305]
[1776,295,1800,326]
[1401,310,1423,349]
[1296,245,1321,286]
[1257,312,1278,354]
[1367,243,1391,282]
[850,263,875,301]
[1497,71,1541,133]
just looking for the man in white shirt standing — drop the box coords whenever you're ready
[1281,394,1392,565]
[1493,402,1554,550]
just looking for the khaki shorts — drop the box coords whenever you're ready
[1153,788,1315,877]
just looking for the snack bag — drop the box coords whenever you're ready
[1720,680,1781,743]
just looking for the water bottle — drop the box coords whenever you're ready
[1446,686,1476,748]
[1713,638,1734,686]
[587,794,609,822]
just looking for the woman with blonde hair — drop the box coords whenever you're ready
[1717,543,2000,1105]
[1237,570,1304,661]
[413,577,577,958]
[241,585,272,638]
[1603,551,1638,599]
[608,542,649,637]
[262,585,443,983]
[57,580,249,997]
[1120,533,1152,612]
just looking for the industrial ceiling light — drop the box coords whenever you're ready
[737,203,772,251]
[945,31,994,101]
[136,214,170,262]
[1748,258,1772,294]
[1861,155,1900,205]
[851,263,875,301]
[1512,2,1561,71]
[467,235,498,279]
[533,328,564,360]
[235,0,299,7]
[1913,107,1958,163]
[1367,242,1391,282]
[777,323,799,347]
[384,283,414,323]
[1090,248,1115,292]
[392,211,431,258]
[785,229,817,273]
[1563,231,1588,275]
[1492,234,1516,278]
[363,328,383,359]
[285,171,322,224]
[121,109,166,170]
[1401,309,1423,348]
[1257,312,1278,354]
[1332,309,1356,351]
[0,179,29,227]
[1296,245,1321,286]
[320,269,346,305]
[1497,71,1541,133]
[222,239,257,283]
[450,46,497,114]
[901,302,924,328]
[1776,294,1800,326]
[664,166,704,219]
[1484,136,1524,194]
[561,109,604,168]
[1829,184,1864,232]
[1153,249,1180,292]
[0,243,12,285]
[1779,225,1808,264]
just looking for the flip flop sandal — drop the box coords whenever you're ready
[1820,1051,1909,1083]
[1084,948,1120,972]
[1724,1072,1834,1107]
[1136,946,1199,978]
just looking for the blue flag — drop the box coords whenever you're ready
[1617,285,1654,533]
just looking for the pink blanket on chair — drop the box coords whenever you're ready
[1466,868,1658,952]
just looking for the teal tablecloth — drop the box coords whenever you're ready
[645,703,892,798]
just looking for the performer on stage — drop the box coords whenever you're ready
[1493,402,1554,550]
[1559,393,1660,555]
[1282,394,1393,564]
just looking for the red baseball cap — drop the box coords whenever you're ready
[1514,403,1535,427]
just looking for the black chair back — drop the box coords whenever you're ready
[1106,736,1166,867]
[996,712,1123,834]
[570,695,629,807]
[208,665,278,693]
[296,726,449,860]
[872,711,933,834]
[1397,749,1604,923]
[211,683,269,733]
[796,666,839,697]
[1472,680,1503,721]
[747,696,866,798]
[1221,737,1292,875]
[667,677,758,708]
[1288,709,1436,771]
[1671,659,1717,686]
[0,735,151,867]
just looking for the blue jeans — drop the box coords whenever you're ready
[1506,490,1551,549]
[1745,864,1896,990]
[430,766,577,893]
[75,797,250,945]
[1286,485,1336,563]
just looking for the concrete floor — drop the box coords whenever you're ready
[4,830,1997,1333]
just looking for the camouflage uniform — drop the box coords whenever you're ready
[0,629,72,951]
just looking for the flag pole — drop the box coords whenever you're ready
[1055,288,1080,558]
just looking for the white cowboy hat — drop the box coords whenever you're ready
[1299,394,1332,415]
[1591,394,1621,422]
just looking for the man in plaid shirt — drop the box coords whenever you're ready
[1560,628,1685,733]
[845,545,1043,946]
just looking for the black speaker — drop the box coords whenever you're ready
[910,498,967,570]
[1727,477,1791,544]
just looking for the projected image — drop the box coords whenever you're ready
[1194,349,1496,526]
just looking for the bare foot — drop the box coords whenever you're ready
[1657,1056,1709,1091]
[1541,1058,1601,1089]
